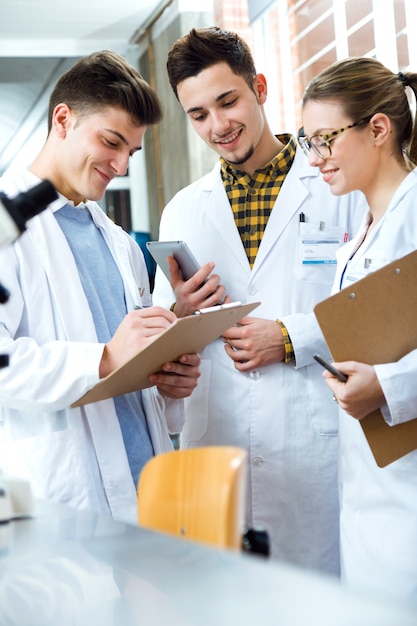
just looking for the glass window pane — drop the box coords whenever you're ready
[397,32,409,68]
[295,14,335,67]
[394,0,406,32]
[290,0,333,31]
[394,0,408,68]
[345,0,373,30]
[348,20,375,57]
[296,48,337,91]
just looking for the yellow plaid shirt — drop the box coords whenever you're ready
[221,134,296,267]
[220,133,297,363]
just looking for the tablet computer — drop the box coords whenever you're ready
[146,240,202,282]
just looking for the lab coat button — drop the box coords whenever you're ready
[252,457,263,466]
[249,369,260,380]
[248,286,256,295]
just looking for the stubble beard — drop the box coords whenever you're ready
[224,144,255,166]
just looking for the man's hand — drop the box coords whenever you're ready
[222,317,285,372]
[99,306,176,378]
[322,361,385,419]
[148,352,201,399]
[167,256,228,317]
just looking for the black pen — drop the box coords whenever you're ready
[299,212,305,222]
[313,355,348,383]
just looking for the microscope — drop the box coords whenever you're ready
[0,180,58,368]
[0,180,58,523]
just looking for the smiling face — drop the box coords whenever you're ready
[38,105,146,205]
[302,99,375,197]
[176,62,272,175]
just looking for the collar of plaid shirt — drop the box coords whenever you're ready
[220,134,296,267]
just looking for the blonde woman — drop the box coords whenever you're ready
[300,57,417,605]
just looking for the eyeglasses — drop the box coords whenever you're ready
[298,116,372,160]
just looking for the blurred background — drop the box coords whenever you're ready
[0,0,414,275]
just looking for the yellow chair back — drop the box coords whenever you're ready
[137,446,247,550]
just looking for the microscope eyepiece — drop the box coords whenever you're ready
[0,180,57,242]
[0,179,58,305]
[0,180,58,243]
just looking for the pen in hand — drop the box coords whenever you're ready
[313,354,348,382]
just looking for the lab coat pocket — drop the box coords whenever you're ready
[12,428,96,506]
[182,359,212,441]
[342,256,395,284]
[307,364,339,436]
[295,223,345,285]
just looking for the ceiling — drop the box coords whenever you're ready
[0,0,167,174]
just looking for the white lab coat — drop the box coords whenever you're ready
[333,170,417,605]
[152,147,366,573]
[0,168,183,525]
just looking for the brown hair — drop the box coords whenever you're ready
[167,27,257,99]
[303,57,417,166]
[48,50,162,132]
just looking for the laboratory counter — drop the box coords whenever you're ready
[0,500,416,626]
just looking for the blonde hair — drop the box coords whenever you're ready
[303,57,417,166]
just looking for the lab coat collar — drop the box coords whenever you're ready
[12,169,139,339]
[194,147,321,275]
[253,148,314,271]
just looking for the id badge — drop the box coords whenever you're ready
[299,222,346,265]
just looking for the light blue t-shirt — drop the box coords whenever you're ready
[54,204,154,488]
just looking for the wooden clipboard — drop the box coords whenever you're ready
[72,301,260,407]
[314,249,417,467]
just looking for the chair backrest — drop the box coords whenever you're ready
[137,446,247,550]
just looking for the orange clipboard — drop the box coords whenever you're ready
[314,249,417,467]
[72,301,260,407]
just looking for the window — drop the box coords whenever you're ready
[251,0,412,133]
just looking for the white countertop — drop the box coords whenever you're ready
[0,500,415,626]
